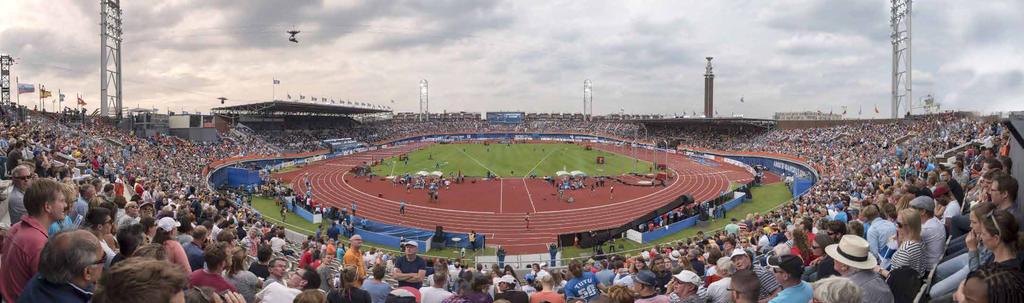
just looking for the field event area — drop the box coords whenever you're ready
[370,142,653,178]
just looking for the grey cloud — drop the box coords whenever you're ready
[758,0,889,41]
[0,28,96,78]
[367,0,515,51]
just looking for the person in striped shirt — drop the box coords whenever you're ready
[729,248,781,301]
[876,208,927,279]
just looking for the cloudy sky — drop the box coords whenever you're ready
[1,0,1021,118]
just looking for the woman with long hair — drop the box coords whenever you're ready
[973,209,1021,268]
[226,246,262,303]
[328,266,372,303]
[877,208,927,279]
[503,264,520,285]
[807,232,839,281]
[790,230,815,266]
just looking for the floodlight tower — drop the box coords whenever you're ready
[1,54,11,106]
[891,0,912,118]
[583,79,593,121]
[419,79,429,121]
[100,0,124,120]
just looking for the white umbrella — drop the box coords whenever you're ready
[430,171,443,176]
[417,171,430,176]
[555,170,570,176]
[570,170,587,176]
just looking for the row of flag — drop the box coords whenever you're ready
[15,83,87,105]
[274,79,391,110]
[684,105,882,117]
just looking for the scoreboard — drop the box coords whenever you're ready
[486,112,525,124]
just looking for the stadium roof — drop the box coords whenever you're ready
[211,100,390,116]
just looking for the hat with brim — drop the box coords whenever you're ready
[825,235,877,270]
[634,270,657,286]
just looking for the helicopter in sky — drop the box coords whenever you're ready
[287,30,300,43]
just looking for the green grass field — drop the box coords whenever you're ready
[371,143,652,177]
[560,182,794,258]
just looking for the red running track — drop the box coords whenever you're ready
[274,142,757,254]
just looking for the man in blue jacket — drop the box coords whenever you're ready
[18,230,103,303]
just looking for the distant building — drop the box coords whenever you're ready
[773,111,842,121]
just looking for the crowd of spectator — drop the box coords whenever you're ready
[0,106,1022,303]
[238,118,643,154]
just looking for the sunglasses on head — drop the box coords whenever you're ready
[985,211,1003,237]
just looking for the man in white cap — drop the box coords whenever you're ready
[392,241,427,289]
[909,196,946,268]
[494,274,528,303]
[668,270,707,303]
[729,248,781,301]
[826,235,893,303]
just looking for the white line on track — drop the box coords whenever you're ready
[523,147,559,178]
[522,178,537,213]
[456,148,499,177]
[499,178,504,213]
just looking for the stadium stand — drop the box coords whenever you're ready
[0,102,1020,303]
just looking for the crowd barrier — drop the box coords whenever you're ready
[682,149,819,200]
[208,167,262,189]
[282,197,317,223]
[355,220,432,251]
[630,191,749,243]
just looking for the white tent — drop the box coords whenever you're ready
[555,170,570,176]
[570,170,587,176]
[416,171,430,176]
[430,171,443,176]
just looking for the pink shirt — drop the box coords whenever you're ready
[0,216,49,303]
[164,240,192,275]
[189,269,239,293]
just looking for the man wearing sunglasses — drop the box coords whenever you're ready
[18,230,104,303]
[6,164,34,225]
[765,255,811,303]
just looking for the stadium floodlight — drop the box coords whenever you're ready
[100,0,123,120]
[583,79,593,121]
[419,79,429,121]
[891,0,912,118]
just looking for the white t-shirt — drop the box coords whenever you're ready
[271,237,287,253]
[707,277,732,303]
[419,286,454,303]
[255,279,301,302]
[941,200,961,223]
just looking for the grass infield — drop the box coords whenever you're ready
[560,182,794,258]
[371,143,653,178]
